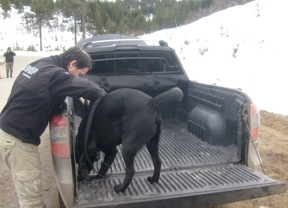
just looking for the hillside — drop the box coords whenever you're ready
[184,0,252,24]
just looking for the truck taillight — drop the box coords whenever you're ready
[50,115,71,159]
[250,103,260,142]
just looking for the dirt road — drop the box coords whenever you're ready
[0,55,286,208]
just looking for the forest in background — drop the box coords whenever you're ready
[0,0,252,50]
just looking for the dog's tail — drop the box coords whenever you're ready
[149,87,183,110]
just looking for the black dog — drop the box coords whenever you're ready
[75,87,183,193]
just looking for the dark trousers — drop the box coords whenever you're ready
[5,62,13,77]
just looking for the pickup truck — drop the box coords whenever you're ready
[49,34,286,208]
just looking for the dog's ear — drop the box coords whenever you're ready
[81,135,99,173]
[87,135,97,155]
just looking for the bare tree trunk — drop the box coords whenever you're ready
[39,24,43,51]
[81,0,86,39]
[75,17,77,45]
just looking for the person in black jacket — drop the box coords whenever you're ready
[0,47,107,208]
[3,47,16,78]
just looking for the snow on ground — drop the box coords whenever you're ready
[0,0,287,115]
[141,0,288,115]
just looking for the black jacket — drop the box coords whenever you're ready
[0,55,106,145]
[3,51,16,62]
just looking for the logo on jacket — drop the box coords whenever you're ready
[22,65,39,79]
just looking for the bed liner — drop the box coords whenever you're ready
[77,120,285,207]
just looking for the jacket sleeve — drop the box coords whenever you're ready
[48,69,107,101]
[3,52,6,57]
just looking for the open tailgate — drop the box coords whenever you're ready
[76,164,285,208]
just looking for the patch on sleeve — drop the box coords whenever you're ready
[22,65,39,79]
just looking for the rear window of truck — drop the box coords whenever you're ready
[88,51,181,74]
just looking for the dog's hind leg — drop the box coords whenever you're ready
[114,142,140,193]
[147,122,162,184]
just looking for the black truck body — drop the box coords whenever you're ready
[49,35,285,208]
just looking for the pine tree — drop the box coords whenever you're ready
[94,4,104,34]
[106,18,114,33]
[119,16,130,35]
[9,0,24,11]
[0,0,11,17]
[23,0,55,51]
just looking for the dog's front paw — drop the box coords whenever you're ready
[147,176,159,184]
[114,184,126,193]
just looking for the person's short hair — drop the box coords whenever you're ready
[61,47,92,69]
[7,47,11,50]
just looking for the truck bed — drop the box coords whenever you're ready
[76,120,285,207]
